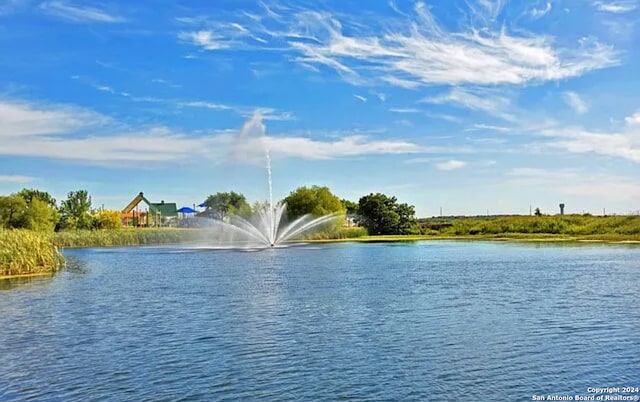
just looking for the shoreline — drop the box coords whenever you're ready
[305,235,640,245]
[0,272,55,281]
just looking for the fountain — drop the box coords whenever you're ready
[200,113,340,248]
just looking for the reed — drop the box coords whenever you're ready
[53,228,204,248]
[0,229,64,277]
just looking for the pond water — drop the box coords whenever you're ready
[1,241,639,401]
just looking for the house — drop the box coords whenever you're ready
[121,192,178,227]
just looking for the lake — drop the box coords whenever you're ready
[1,241,639,401]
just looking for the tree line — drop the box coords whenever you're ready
[0,189,120,231]
[203,186,420,235]
[1,185,421,235]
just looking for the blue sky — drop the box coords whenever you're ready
[1,0,639,217]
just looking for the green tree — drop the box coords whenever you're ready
[59,190,92,230]
[283,186,345,220]
[17,189,57,208]
[341,199,359,215]
[0,195,27,229]
[534,208,542,217]
[23,198,58,231]
[18,188,59,229]
[358,193,419,235]
[204,191,252,219]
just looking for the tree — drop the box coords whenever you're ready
[204,191,251,219]
[92,210,122,229]
[358,193,419,235]
[341,199,359,215]
[0,195,27,229]
[534,207,542,217]
[17,189,57,209]
[18,188,59,229]
[0,194,57,231]
[282,186,345,220]
[23,198,57,231]
[59,190,92,230]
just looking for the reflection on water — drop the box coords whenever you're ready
[0,274,55,291]
[0,241,639,401]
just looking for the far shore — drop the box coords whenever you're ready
[306,234,640,244]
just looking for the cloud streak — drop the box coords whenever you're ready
[593,1,638,13]
[0,100,429,164]
[40,1,125,23]
[0,175,34,184]
[178,2,619,88]
[563,91,589,114]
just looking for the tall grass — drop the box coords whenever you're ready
[442,215,640,237]
[54,228,203,248]
[0,229,64,277]
[306,226,368,240]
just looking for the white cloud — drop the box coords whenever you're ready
[530,2,552,18]
[389,108,421,113]
[178,30,228,50]
[0,100,427,164]
[179,101,231,111]
[436,160,467,170]
[0,101,103,137]
[354,94,367,102]
[539,124,640,163]
[563,91,589,114]
[593,1,638,13]
[40,1,124,23]
[178,3,618,88]
[422,87,512,119]
[466,123,510,132]
[625,111,640,126]
[0,175,34,184]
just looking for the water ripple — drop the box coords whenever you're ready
[1,242,639,401]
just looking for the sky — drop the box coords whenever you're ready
[1,0,639,217]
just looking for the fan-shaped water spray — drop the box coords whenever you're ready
[202,113,339,248]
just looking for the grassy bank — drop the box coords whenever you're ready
[0,229,64,278]
[53,228,204,248]
[309,215,640,244]
[440,215,640,237]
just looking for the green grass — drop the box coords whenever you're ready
[441,215,640,237]
[0,229,64,277]
[53,228,204,248]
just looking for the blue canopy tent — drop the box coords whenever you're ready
[177,206,197,214]
[197,202,207,208]
[177,206,197,220]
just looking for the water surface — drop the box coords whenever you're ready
[1,241,639,401]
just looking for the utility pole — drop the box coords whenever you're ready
[440,207,442,217]
[529,205,532,216]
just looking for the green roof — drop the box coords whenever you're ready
[150,202,178,217]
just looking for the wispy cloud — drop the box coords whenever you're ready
[40,1,125,23]
[179,101,231,111]
[530,2,553,18]
[0,100,429,164]
[593,1,638,13]
[562,91,589,114]
[178,30,228,50]
[421,87,513,120]
[389,108,421,113]
[0,175,34,184]
[177,2,618,88]
[436,160,467,170]
[625,111,640,125]
[354,94,367,102]
[538,111,640,163]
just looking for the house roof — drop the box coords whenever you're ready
[151,202,178,217]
